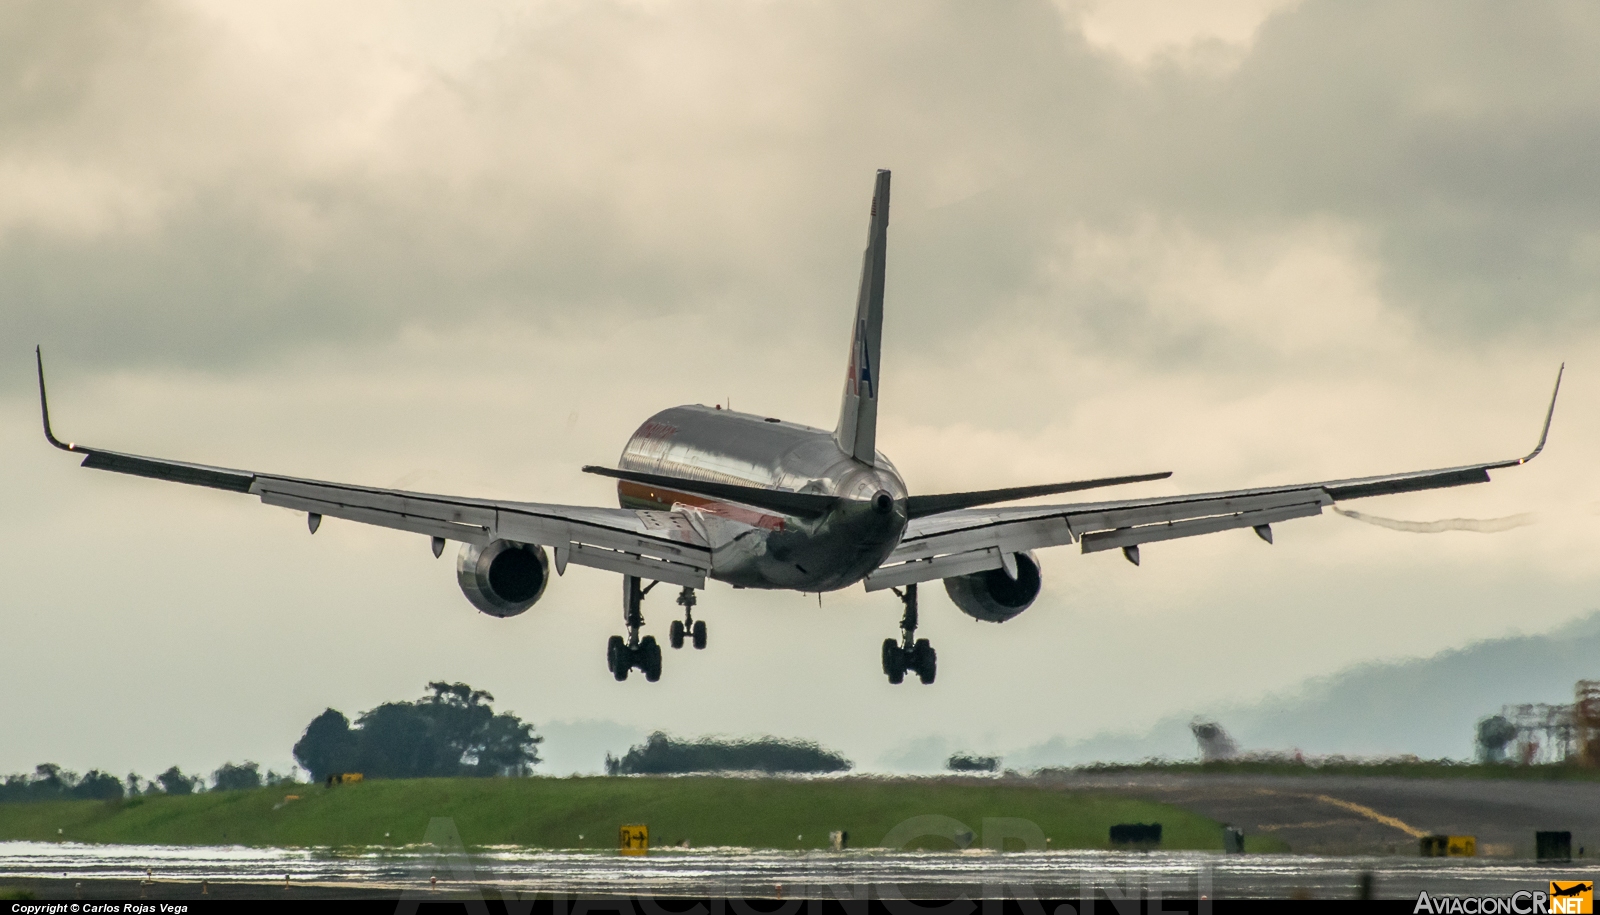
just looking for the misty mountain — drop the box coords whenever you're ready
[1009,610,1600,768]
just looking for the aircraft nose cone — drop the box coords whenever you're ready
[873,490,894,515]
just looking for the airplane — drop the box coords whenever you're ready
[35,170,1563,685]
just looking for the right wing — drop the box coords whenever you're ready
[36,349,710,589]
[866,366,1563,591]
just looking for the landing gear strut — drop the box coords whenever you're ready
[607,575,662,682]
[668,586,708,650]
[882,583,936,685]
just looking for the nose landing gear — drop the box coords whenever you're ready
[607,576,663,682]
[883,583,936,684]
[668,586,708,650]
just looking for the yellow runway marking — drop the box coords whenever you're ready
[1251,788,1429,838]
[1311,794,1427,838]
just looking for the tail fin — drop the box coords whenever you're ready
[834,169,890,465]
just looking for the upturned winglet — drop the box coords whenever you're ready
[35,346,76,453]
[1514,363,1563,465]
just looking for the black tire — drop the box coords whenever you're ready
[640,635,663,682]
[913,639,937,685]
[607,635,629,682]
[882,638,905,684]
[669,620,685,649]
[692,620,707,650]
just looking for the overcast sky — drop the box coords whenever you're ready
[3,0,1598,779]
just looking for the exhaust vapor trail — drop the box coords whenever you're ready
[1332,506,1537,534]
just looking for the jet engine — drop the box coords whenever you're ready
[942,551,1041,623]
[456,539,550,617]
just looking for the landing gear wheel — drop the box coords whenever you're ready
[607,635,629,682]
[912,638,937,685]
[883,584,936,684]
[882,638,905,685]
[640,635,663,682]
[674,587,704,653]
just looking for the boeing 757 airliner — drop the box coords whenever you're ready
[36,170,1561,684]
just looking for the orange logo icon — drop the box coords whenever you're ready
[1550,881,1593,914]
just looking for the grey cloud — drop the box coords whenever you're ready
[4,0,1600,386]
[1198,3,1600,329]
[0,2,153,129]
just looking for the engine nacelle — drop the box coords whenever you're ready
[456,540,550,617]
[942,551,1042,623]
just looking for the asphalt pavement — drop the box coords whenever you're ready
[1031,770,1600,857]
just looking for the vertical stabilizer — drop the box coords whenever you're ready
[834,169,890,465]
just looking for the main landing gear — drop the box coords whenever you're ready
[883,583,936,685]
[607,576,662,682]
[669,586,708,650]
[607,579,709,681]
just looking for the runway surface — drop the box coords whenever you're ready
[1030,771,1600,856]
[2,840,1597,901]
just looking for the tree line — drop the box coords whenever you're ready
[0,761,294,803]
[2,680,540,803]
[605,732,852,775]
[292,681,541,782]
[3,683,861,796]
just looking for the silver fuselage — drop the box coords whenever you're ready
[616,405,908,590]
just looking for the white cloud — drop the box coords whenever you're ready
[1065,0,1303,67]
[0,159,163,239]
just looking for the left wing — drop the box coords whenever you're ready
[866,367,1563,591]
[35,349,710,589]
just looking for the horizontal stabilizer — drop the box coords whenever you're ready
[582,465,840,519]
[905,471,1172,520]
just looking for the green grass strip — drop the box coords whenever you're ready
[0,776,1278,852]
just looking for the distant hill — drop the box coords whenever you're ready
[1009,610,1600,768]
